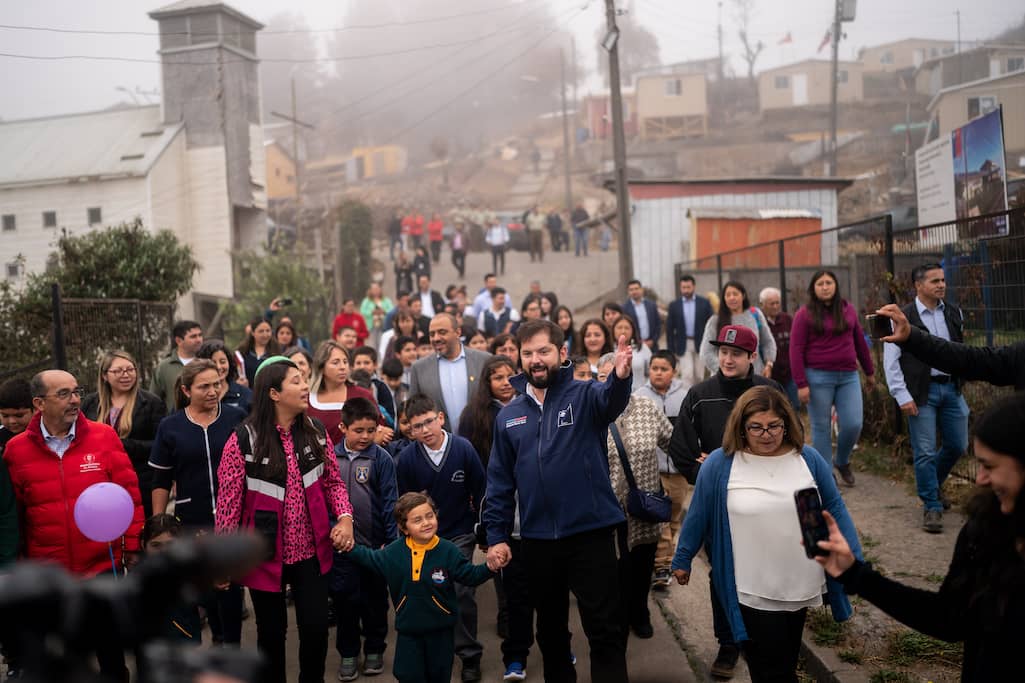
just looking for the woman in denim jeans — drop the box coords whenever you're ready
[789,271,875,486]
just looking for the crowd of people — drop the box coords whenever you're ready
[0,257,1021,683]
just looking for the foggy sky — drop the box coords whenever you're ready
[0,0,1019,122]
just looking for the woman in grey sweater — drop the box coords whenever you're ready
[700,280,776,376]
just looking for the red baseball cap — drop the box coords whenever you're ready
[710,325,757,354]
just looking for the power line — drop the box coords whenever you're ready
[0,23,561,66]
[313,2,584,139]
[0,0,545,37]
[381,4,590,146]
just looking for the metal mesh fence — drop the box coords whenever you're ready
[61,299,175,389]
[673,207,1025,481]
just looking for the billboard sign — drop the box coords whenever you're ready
[915,107,1008,237]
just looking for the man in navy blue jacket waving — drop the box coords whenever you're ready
[485,319,633,683]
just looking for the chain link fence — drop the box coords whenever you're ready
[0,289,174,389]
[674,207,1025,481]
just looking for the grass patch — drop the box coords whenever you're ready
[807,607,846,647]
[838,648,864,664]
[886,629,963,667]
[924,572,946,584]
[860,533,880,549]
[870,671,913,683]
[854,443,914,483]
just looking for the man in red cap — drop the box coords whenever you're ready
[663,325,782,679]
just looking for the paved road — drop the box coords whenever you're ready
[378,240,621,314]
[239,550,696,682]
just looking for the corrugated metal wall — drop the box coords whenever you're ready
[631,188,839,302]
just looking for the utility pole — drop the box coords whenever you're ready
[604,0,634,293]
[717,1,724,83]
[571,36,579,118]
[560,48,574,228]
[271,77,317,272]
[828,0,841,176]
[956,9,962,84]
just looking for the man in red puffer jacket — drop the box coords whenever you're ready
[3,370,144,681]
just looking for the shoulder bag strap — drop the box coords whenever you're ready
[609,423,639,492]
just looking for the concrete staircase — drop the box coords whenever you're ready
[501,148,555,211]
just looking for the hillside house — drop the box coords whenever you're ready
[635,72,708,140]
[915,44,1025,96]
[859,38,956,74]
[758,59,864,111]
[579,90,638,141]
[927,70,1025,165]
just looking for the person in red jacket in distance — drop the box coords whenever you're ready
[4,369,145,681]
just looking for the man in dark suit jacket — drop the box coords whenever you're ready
[409,313,491,435]
[415,274,446,320]
[665,274,713,388]
[622,279,662,350]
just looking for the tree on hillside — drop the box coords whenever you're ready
[595,15,662,87]
[734,0,764,82]
[337,200,374,302]
[0,219,199,376]
[220,250,331,347]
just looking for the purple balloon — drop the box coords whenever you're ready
[74,482,135,543]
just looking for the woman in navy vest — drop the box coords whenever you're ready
[216,356,355,683]
[149,358,246,646]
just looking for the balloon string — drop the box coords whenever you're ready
[108,543,118,580]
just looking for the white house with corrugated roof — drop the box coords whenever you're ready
[0,0,267,324]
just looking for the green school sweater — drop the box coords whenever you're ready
[349,535,493,634]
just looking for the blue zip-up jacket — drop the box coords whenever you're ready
[672,445,863,642]
[484,362,631,545]
[334,442,399,548]
[148,406,246,528]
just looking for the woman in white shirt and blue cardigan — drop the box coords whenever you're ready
[672,385,862,682]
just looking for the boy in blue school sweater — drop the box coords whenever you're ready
[394,394,487,681]
[333,397,400,681]
[346,492,496,683]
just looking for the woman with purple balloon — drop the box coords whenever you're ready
[216,356,355,683]
[148,359,247,647]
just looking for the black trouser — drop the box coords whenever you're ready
[500,538,535,667]
[548,228,561,252]
[615,528,657,635]
[710,574,736,647]
[528,231,543,262]
[452,249,466,278]
[450,533,482,663]
[429,240,442,263]
[522,526,628,683]
[202,582,243,645]
[334,564,389,658]
[491,246,506,275]
[249,557,329,683]
[739,604,808,683]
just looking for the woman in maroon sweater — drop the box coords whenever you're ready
[789,270,875,485]
[307,341,379,446]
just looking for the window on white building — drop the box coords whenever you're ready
[42,211,57,228]
[87,207,102,225]
[967,95,998,119]
[838,70,849,83]
[5,263,19,279]
[1008,57,1025,73]
[664,79,682,96]
[774,75,790,89]
[881,51,894,64]
[1,215,14,232]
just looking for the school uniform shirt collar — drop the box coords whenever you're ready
[424,431,450,465]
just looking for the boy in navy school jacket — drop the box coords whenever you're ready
[394,394,487,680]
[332,397,400,680]
[345,492,495,683]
